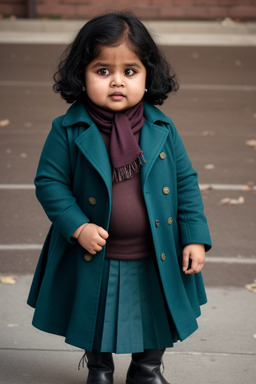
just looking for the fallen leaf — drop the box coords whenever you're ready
[23,122,32,128]
[221,17,235,27]
[245,283,256,294]
[246,181,254,191]
[0,119,10,127]
[204,164,215,170]
[202,130,215,136]
[246,139,256,149]
[235,59,242,67]
[245,159,255,164]
[0,276,18,284]
[192,52,199,59]
[219,196,245,205]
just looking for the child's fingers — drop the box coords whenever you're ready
[186,259,199,274]
[182,248,190,272]
[93,227,109,251]
[97,235,107,247]
[182,244,205,274]
[85,236,106,254]
[185,257,204,275]
[84,242,103,254]
[98,226,109,240]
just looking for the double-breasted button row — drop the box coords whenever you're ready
[84,252,93,262]
[163,187,170,195]
[88,197,97,206]
[168,217,173,225]
[155,217,173,227]
[159,152,170,195]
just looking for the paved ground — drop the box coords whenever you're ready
[0,19,256,384]
[1,276,256,384]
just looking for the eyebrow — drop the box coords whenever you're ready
[91,62,143,69]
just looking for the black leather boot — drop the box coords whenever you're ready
[85,351,114,384]
[126,348,170,384]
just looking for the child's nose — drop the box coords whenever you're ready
[111,73,125,87]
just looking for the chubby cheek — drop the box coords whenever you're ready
[137,87,146,101]
[131,83,146,104]
[85,79,106,104]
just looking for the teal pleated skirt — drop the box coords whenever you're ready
[93,256,178,354]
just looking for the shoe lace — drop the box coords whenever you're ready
[161,356,165,374]
[78,351,88,370]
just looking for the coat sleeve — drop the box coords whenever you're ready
[173,124,212,251]
[34,118,89,243]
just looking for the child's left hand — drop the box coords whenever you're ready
[182,244,205,275]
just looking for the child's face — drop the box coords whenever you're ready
[84,42,147,112]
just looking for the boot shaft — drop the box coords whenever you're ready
[126,349,170,384]
[86,351,114,371]
[84,351,114,384]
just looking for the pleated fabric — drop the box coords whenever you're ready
[93,257,178,354]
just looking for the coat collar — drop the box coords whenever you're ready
[63,100,170,189]
[62,101,92,127]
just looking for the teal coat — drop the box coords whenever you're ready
[28,101,212,351]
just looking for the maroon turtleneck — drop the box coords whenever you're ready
[100,130,154,260]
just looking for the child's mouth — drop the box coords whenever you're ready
[110,92,125,101]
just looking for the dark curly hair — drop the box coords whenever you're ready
[53,12,179,105]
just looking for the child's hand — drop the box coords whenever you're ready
[77,223,109,255]
[182,244,205,275]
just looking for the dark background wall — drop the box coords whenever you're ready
[1,0,256,20]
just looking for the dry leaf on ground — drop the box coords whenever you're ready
[204,164,215,170]
[245,283,256,294]
[23,122,33,128]
[246,140,256,149]
[0,119,10,127]
[0,276,18,284]
[219,196,245,205]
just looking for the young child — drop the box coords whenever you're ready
[28,12,212,384]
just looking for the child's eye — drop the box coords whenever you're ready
[98,68,110,76]
[124,68,136,76]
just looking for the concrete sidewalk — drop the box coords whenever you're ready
[0,275,255,383]
[0,16,256,384]
[0,18,256,45]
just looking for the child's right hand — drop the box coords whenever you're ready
[77,223,109,255]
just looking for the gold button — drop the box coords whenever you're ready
[163,187,170,195]
[161,253,166,261]
[168,217,173,225]
[88,197,96,206]
[160,152,166,159]
[84,253,93,262]
[155,220,160,227]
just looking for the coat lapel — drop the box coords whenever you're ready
[140,119,169,187]
[75,123,112,197]
[63,101,112,196]
[64,101,170,192]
